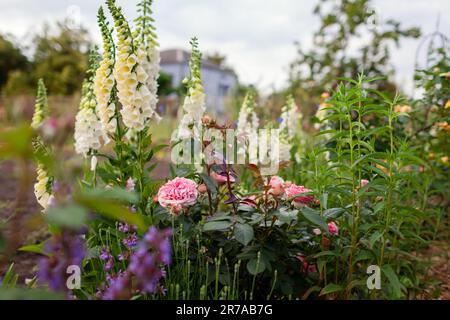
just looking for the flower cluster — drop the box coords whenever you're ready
[157,177,199,214]
[31,79,49,129]
[38,231,86,292]
[236,90,259,142]
[129,227,172,293]
[34,163,52,210]
[102,227,171,300]
[31,79,53,211]
[74,48,106,157]
[134,0,161,123]
[107,0,159,133]
[173,38,206,141]
[94,7,117,139]
[268,175,315,207]
[278,95,300,161]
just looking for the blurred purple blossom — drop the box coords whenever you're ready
[38,231,86,292]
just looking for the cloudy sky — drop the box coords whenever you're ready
[1,0,448,95]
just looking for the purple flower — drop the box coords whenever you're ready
[99,248,110,261]
[128,227,172,294]
[103,271,131,300]
[122,234,138,248]
[118,223,130,233]
[100,227,172,299]
[38,231,86,292]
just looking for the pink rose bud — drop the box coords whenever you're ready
[284,183,314,205]
[312,228,322,236]
[268,176,285,197]
[198,183,207,194]
[328,221,339,235]
[361,179,369,187]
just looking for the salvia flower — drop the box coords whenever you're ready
[129,227,172,293]
[102,227,172,299]
[38,232,86,292]
[122,233,138,248]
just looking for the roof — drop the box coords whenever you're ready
[160,49,236,76]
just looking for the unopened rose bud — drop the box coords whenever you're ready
[198,183,207,193]
[202,115,212,125]
[321,236,331,248]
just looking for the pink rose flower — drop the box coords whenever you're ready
[328,221,339,235]
[284,184,314,205]
[297,255,317,273]
[312,228,322,236]
[268,176,285,197]
[361,179,369,187]
[157,177,198,214]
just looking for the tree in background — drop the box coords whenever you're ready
[0,34,30,94]
[288,0,421,121]
[32,21,91,96]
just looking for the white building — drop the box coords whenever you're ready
[160,49,238,115]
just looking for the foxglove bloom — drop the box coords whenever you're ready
[34,163,52,210]
[173,38,206,142]
[278,95,300,161]
[74,49,106,156]
[31,79,49,129]
[236,91,259,145]
[157,177,198,214]
[94,7,117,139]
[134,0,162,123]
[107,0,159,132]
[31,80,53,211]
